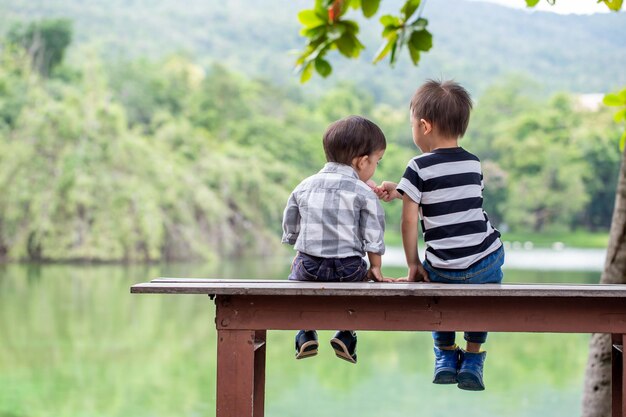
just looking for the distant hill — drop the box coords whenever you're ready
[1,0,624,105]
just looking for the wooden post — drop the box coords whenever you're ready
[215,296,266,417]
[612,334,625,417]
[253,330,266,417]
[216,329,256,417]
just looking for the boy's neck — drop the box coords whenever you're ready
[427,135,459,152]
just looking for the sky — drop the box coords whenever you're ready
[474,0,612,14]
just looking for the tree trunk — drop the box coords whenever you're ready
[581,147,626,417]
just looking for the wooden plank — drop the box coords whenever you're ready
[151,278,281,284]
[131,280,626,298]
[215,294,626,333]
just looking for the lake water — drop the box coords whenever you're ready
[0,251,604,417]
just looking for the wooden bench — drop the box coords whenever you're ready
[131,279,626,417]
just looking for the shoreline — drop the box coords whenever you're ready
[382,247,606,271]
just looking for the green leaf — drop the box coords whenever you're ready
[379,14,401,27]
[339,19,360,33]
[620,130,626,152]
[619,88,626,101]
[407,43,421,65]
[299,62,314,83]
[298,10,325,28]
[335,33,364,58]
[361,0,381,17]
[410,17,428,30]
[389,39,398,65]
[525,0,540,7]
[382,25,399,38]
[401,0,421,20]
[614,109,626,123]
[373,34,398,63]
[314,58,332,77]
[350,0,362,10]
[601,0,624,11]
[313,0,328,16]
[300,26,327,38]
[409,29,432,51]
[604,93,624,107]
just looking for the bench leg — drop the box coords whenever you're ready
[613,334,625,417]
[253,330,266,417]
[216,329,265,417]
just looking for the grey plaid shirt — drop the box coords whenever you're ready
[282,162,385,258]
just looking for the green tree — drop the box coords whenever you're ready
[7,18,72,77]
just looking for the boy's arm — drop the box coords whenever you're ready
[400,194,430,282]
[359,195,393,282]
[366,252,383,281]
[281,193,300,244]
[366,252,393,282]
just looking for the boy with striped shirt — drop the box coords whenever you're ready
[377,79,504,391]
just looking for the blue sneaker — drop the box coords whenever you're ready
[433,346,460,384]
[295,330,318,360]
[330,330,357,364]
[457,350,487,391]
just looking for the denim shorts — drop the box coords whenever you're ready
[288,252,368,282]
[425,245,505,346]
[423,245,505,284]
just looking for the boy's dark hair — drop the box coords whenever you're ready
[323,115,386,164]
[410,79,473,138]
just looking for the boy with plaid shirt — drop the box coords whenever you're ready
[282,115,390,364]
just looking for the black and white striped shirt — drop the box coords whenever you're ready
[396,147,501,270]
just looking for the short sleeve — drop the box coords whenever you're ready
[396,159,423,204]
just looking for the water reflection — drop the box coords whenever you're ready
[0,260,600,417]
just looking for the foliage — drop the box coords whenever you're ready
[1,1,625,101]
[296,0,432,82]
[525,0,623,11]
[603,87,626,150]
[0,45,314,261]
[296,0,623,82]
[466,83,622,232]
[6,18,72,77]
[0,20,623,261]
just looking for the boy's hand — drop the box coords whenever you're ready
[367,266,394,282]
[377,181,402,202]
[397,264,430,282]
[367,180,388,200]
[366,180,378,190]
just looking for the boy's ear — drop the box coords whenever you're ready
[420,119,433,135]
[352,155,368,170]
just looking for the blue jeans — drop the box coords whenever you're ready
[424,246,505,347]
[289,252,367,344]
[288,252,368,282]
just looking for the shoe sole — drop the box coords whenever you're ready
[330,338,356,364]
[433,369,457,384]
[457,372,485,391]
[295,340,318,360]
